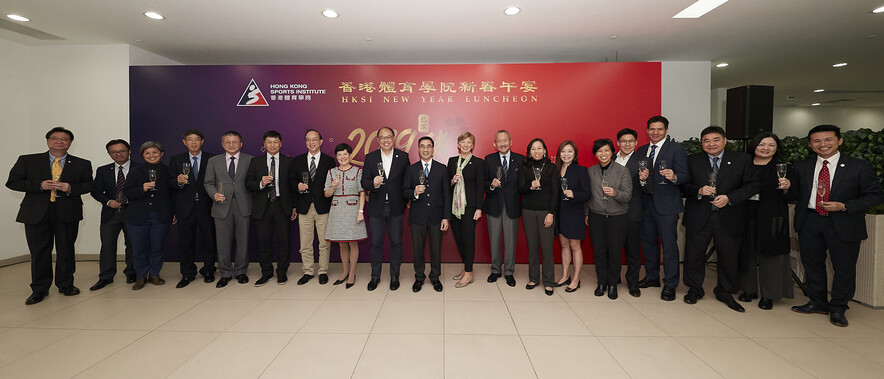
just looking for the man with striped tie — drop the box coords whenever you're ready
[293,129,335,285]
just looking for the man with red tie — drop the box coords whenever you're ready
[791,124,883,327]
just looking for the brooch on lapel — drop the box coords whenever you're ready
[840,164,845,167]
[727,161,731,165]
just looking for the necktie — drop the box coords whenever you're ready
[711,157,720,177]
[649,145,658,165]
[502,155,508,179]
[269,156,277,200]
[424,162,430,178]
[228,156,236,180]
[192,156,199,179]
[309,156,317,180]
[116,165,126,203]
[50,158,61,202]
[816,160,830,215]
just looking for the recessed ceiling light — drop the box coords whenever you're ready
[813,89,825,93]
[673,0,729,18]
[504,6,521,16]
[811,103,821,106]
[365,37,373,42]
[873,6,884,13]
[143,11,164,20]
[322,9,339,18]
[6,14,29,22]
[832,62,848,68]
[715,63,729,68]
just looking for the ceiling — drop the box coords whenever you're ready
[2,0,883,106]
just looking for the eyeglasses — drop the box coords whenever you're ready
[305,138,321,142]
[49,137,71,142]
[378,135,394,141]
[108,150,129,155]
[618,139,636,144]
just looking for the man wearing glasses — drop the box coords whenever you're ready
[293,129,335,285]
[614,128,643,297]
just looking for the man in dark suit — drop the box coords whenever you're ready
[361,126,410,291]
[791,124,884,327]
[681,126,759,312]
[246,130,297,286]
[89,139,138,291]
[614,128,643,297]
[635,115,690,301]
[483,130,523,287]
[169,129,217,287]
[404,137,451,292]
[6,127,93,305]
[293,129,336,285]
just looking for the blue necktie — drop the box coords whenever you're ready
[424,162,430,178]
[649,145,657,165]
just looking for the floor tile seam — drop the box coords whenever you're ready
[348,289,389,379]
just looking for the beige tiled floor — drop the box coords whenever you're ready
[1,261,883,378]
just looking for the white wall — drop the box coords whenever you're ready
[773,106,884,137]
[662,61,712,141]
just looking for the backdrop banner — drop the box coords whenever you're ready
[131,62,661,264]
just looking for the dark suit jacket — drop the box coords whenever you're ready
[619,152,644,222]
[292,152,335,215]
[793,154,884,241]
[169,151,215,219]
[123,163,174,225]
[681,151,759,234]
[361,148,410,217]
[447,155,485,211]
[483,151,524,218]
[246,153,295,219]
[6,152,93,224]
[91,161,140,224]
[635,140,690,215]
[403,160,452,225]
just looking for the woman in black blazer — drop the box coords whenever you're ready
[520,138,559,296]
[124,141,174,290]
[554,140,591,293]
[448,131,485,288]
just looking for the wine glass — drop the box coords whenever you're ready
[148,169,157,191]
[816,181,828,199]
[708,172,717,190]
[496,166,503,181]
[561,177,569,200]
[533,166,542,190]
[217,182,225,203]
[181,162,191,184]
[601,176,610,199]
[377,162,386,186]
[418,170,426,186]
[658,160,668,184]
[301,172,310,193]
[776,163,787,189]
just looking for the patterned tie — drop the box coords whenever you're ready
[711,157,720,177]
[424,162,430,178]
[309,156,317,180]
[116,165,126,203]
[191,156,199,200]
[228,156,236,180]
[269,156,277,200]
[502,155,508,179]
[50,158,61,202]
[816,160,830,215]
[649,145,658,166]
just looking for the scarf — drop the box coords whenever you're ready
[452,154,471,219]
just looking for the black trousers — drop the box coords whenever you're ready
[623,220,642,288]
[255,201,292,277]
[176,199,217,278]
[683,212,741,297]
[24,203,79,292]
[98,210,135,281]
[450,207,477,272]
[799,211,860,311]
[589,213,628,286]
[411,222,442,281]
[523,209,555,287]
[369,203,403,279]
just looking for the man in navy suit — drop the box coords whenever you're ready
[635,116,690,301]
[292,129,336,285]
[89,139,138,291]
[404,137,451,292]
[6,127,93,305]
[361,126,410,291]
[169,129,217,287]
[681,126,759,312]
[790,124,883,327]
[614,128,643,297]
[483,130,523,287]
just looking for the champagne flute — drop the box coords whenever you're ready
[377,162,386,186]
[418,170,426,186]
[816,181,827,199]
[658,159,668,184]
[148,169,157,191]
[181,162,191,184]
[301,172,310,193]
[533,166,542,190]
[708,172,717,190]
[776,163,787,189]
[496,166,503,182]
[218,182,225,203]
[601,176,609,200]
[561,177,569,201]
[638,159,649,183]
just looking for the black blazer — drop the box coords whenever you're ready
[292,152,335,214]
[635,141,690,215]
[246,153,296,219]
[361,148,410,217]
[6,152,93,224]
[681,151,759,234]
[620,153,644,222]
[169,151,215,219]
[483,151,524,218]
[793,154,884,241]
[447,155,485,211]
[91,161,141,224]
[403,160,452,225]
[124,162,173,225]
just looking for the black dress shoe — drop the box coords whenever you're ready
[216,277,231,288]
[126,276,138,284]
[236,274,249,284]
[297,274,314,285]
[367,277,380,291]
[738,292,758,302]
[487,273,501,283]
[565,281,581,293]
[608,286,618,300]
[829,309,849,327]
[59,286,80,296]
[176,277,194,289]
[525,282,537,290]
[203,273,215,283]
[431,279,443,292]
[638,278,661,288]
[660,287,676,301]
[319,274,328,284]
[505,275,516,287]
[390,276,400,291]
[594,284,607,297]
[25,291,49,305]
[791,302,829,314]
[758,297,773,310]
[716,294,745,312]
[277,273,288,285]
[628,286,641,298]
[255,275,272,287]
[346,281,355,289]
[544,287,554,296]
[90,279,113,291]
[413,280,424,292]
[333,278,346,285]
[554,277,571,288]
[684,291,700,304]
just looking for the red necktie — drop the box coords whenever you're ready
[816,160,830,215]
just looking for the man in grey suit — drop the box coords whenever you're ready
[204,131,254,288]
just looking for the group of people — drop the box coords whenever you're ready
[8,117,882,327]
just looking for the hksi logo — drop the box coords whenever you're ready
[237,79,269,106]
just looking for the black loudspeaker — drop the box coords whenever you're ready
[725,85,774,140]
